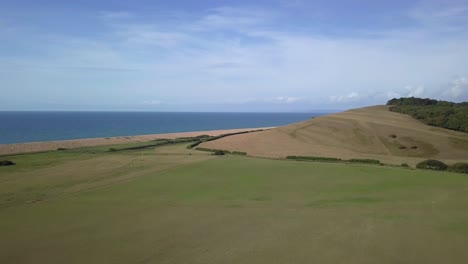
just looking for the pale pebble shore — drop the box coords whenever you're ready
[0,127,274,156]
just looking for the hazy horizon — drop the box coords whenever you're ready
[1,0,468,111]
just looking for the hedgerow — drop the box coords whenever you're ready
[448,162,468,174]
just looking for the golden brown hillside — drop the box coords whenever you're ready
[200,106,468,166]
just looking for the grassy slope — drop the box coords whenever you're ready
[1,145,468,263]
[0,143,213,209]
[200,105,468,166]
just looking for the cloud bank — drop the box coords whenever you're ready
[0,0,467,111]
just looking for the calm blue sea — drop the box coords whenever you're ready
[0,112,327,144]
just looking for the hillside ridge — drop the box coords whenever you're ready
[199,105,468,166]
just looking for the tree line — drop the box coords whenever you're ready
[387,97,468,133]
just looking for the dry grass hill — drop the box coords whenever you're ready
[200,105,468,166]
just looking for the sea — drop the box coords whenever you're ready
[0,112,329,144]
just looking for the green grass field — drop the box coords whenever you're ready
[1,143,468,263]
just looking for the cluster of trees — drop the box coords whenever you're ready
[387,97,468,133]
[416,159,448,171]
[416,159,468,174]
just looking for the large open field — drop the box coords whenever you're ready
[1,142,468,263]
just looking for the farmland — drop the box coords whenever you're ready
[1,142,468,263]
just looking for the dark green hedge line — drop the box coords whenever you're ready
[187,141,203,149]
[108,130,261,153]
[195,147,216,152]
[186,129,264,149]
[231,151,247,155]
[286,156,467,172]
[347,159,381,165]
[195,147,247,155]
[176,135,211,141]
[286,156,342,162]
[108,138,200,152]
[286,156,381,165]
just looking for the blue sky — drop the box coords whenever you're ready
[1,0,468,111]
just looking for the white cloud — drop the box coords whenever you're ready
[99,11,133,20]
[409,2,468,32]
[224,97,257,104]
[142,100,162,105]
[386,91,401,99]
[330,92,360,103]
[115,24,190,48]
[280,0,305,8]
[405,85,425,97]
[193,6,274,32]
[267,96,304,104]
[445,76,468,100]
[3,3,468,111]
[379,85,428,103]
[226,96,305,104]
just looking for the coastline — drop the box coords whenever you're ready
[0,127,274,156]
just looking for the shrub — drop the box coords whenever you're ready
[348,159,381,165]
[285,156,383,165]
[152,138,170,142]
[389,134,397,138]
[398,146,407,149]
[195,147,214,152]
[187,141,203,149]
[194,147,245,155]
[108,148,117,152]
[232,151,247,156]
[286,156,341,162]
[214,150,225,155]
[416,159,448,171]
[448,162,468,174]
[0,160,15,166]
[57,147,68,151]
[410,146,418,149]
[401,163,410,168]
